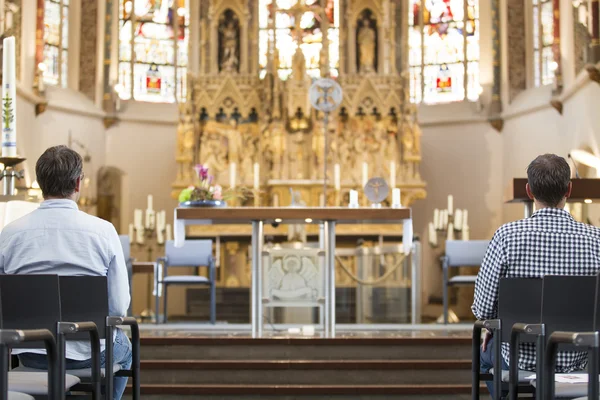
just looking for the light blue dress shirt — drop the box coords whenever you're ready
[0,199,130,360]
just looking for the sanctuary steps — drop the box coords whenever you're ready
[124,333,482,398]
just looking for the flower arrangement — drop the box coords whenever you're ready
[178,164,249,204]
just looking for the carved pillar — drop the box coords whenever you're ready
[349,19,356,74]
[396,0,405,75]
[320,0,330,77]
[79,0,98,101]
[241,17,249,73]
[34,0,44,87]
[209,8,218,74]
[102,0,114,111]
[489,0,502,131]
[507,0,526,102]
[200,2,207,75]
[381,0,390,75]
[552,0,563,94]
[590,0,600,63]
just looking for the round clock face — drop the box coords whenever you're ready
[364,177,389,204]
[310,78,343,113]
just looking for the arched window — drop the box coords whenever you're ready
[43,0,69,87]
[408,0,479,104]
[258,0,340,81]
[118,0,189,103]
[532,0,554,86]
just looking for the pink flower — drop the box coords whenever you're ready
[213,185,223,200]
[194,164,209,180]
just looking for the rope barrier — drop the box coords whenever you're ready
[335,254,407,285]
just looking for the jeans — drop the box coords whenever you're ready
[480,336,509,399]
[19,328,132,400]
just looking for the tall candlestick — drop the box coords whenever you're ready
[454,209,463,230]
[447,223,454,241]
[462,225,470,241]
[134,209,143,228]
[2,36,17,157]
[390,161,396,188]
[433,209,440,230]
[362,162,368,187]
[349,190,359,207]
[447,195,454,216]
[147,194,154,211]
[229,162,236,188]
[128,223,134,243]
[253,162,260,190]
[429,222,437,246]
[334,163,341,191]
[392,188,401,207]
[462,209,468,227]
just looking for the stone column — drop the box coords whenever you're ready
[552,0,563,94]
[241,16,249,73]
[78,0,97,101]
[102,0,115,112]
[506,0,526,102]
[590,0,600,63]
[489,0,502,122]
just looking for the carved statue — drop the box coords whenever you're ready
[219,11,239,72]
[199,122,229,179]
[357,17,376,73]
[176,104,195,183]
[402,106,422,182]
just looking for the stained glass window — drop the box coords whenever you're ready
[532,0,554,86]
[118,0,189,103]
[259,0,340,81]
[408,0,479,104]
[43,0,69,87]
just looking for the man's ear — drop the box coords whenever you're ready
[525,183,534,200]
[565,181,573,199]
[75,176,81,193]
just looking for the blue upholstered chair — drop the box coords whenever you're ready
[155,240,216,324]
[118,235,134,316]
[441,240,489,324]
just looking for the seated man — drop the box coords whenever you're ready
[0,146,131,400]
[472,153,600,397]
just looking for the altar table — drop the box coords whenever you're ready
[173,207,413,337]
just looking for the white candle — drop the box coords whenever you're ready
[156,229,164,245]
[390,161,396,188]
[462,225,470,241]
[447,195,454,216]
[454,209,463,230]
[165,224,173,242]
[229,162,236,188]
[433,209,440,230]
[128,223,134,243]
[462,209,468,228]
[443,210,449,229]
[134,209,143,228]
[392,188,401,206]
[147,194,154,211]
[362,162,369,187]
[145,209,155,229]
[447,223,454,241]
[2,36,17,157]
[334,163,341,191]
[429,222,437,246]
[349,190,359,207]
[253,162,260,190]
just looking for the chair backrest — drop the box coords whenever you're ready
[0,275,61,348]
[594,274,600,331]
[119,235,131,263]
[498,277,543,342]
[542,275,597,344]
[444,240,490,267]
[58,276,109,340]
[164,240,213,267]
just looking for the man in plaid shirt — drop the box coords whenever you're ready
[472,154,600,396]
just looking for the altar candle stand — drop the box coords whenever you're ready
[428,195,470,248]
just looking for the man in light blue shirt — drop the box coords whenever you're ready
[0,145,132,400]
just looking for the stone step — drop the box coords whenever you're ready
[124,383,484,399]
[140,337,472,361]
[137,359,472,385]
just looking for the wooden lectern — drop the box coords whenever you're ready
[506,178,600,217]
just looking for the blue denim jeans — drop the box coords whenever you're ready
[18,328,132,400]
[480,336,509,399]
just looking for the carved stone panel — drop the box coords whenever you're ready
[79,0,98,101]
[507,0,526,102]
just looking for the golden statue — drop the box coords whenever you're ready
[357,18,376,73]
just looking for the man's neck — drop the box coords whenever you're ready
[534,200,566,211]
[44,196,77,202]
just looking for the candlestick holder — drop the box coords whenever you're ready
[0,156,26,197]
[428,206,470,248]
[132,224,167,323]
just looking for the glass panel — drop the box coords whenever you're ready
[423,22,464,65]
[118,62,132,100]
[466,61,479,101]
[409,66,422,103]
[423,62,465,103]
[533,49,541,87]
[177,67,187,102]
[408,26,421,67]
[328,28,339,70]
[424,0,465,24]
[540,1,553,47]
[43,45,60,85]
[541,46,554,85]
[61,49,68,87]
[61,3,69,50]
[133,63,175,102]
[532,4,540,50]
[44,1,61,46]
[466,20,479,61]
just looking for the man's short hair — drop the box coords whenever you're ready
[526,154,571,207]
[36,145,83,199]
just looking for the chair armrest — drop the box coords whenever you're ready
[58,321,101,392]
[156,257,167,264]
[106,316,140,400]
[509,323,545,400]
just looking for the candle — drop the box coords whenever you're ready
[462,210,468,227]
[442,210,449,229]
[362,162,369,187]
[147,194,154,211]
[253,162,260,190]
[433,209,440,230]
[2,36,17,157]
[392,188,401,207]
[454,209,463,230]
[447,195,453,216]
[429,222,437,246]
[334,163,341,191]
[447,223,454,241]
[229,162,236,188]
[462,225,470,241]
[156,229,164,245]
[165,224,173,242]
[128,223,134,243]
[390,161,396,188]
[145,209,155,229]
[349,190,359,207]
[134,209,143,228]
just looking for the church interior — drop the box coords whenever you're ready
[2,0,600,398]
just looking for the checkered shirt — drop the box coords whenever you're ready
[472,207,600,372]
